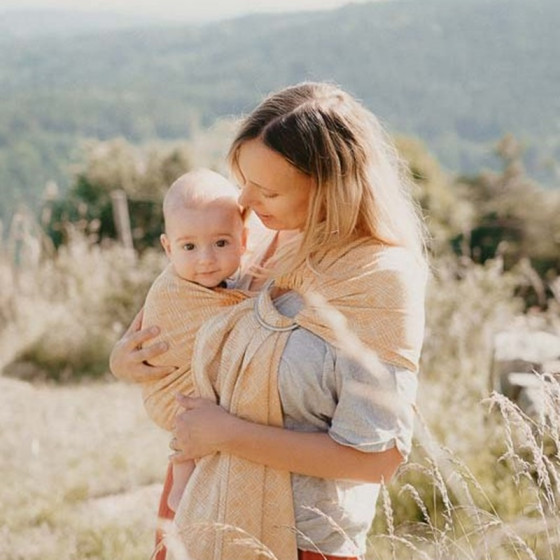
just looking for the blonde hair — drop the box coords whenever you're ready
[228,82,427,272]
[163,168,246,231]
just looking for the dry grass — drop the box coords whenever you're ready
[0,225,164,379]
[307,260,560,559]
[0,377,169,560]
[1,225,560,559]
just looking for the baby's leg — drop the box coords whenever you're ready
[168,460,196,512]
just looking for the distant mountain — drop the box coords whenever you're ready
[1,0,559,222]
[0,9,158,39]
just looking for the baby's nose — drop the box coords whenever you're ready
[198,247,216,263]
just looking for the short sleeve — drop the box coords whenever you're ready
[329,356,417,459]
[275,290,418,460]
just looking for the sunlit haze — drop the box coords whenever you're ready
[0,0,386,23]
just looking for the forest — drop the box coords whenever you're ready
[1,1,560,559]
[1,0,559,227]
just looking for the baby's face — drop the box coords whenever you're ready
[161,201,246,288]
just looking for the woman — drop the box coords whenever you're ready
[110,82,428,560]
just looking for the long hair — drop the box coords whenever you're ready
[228,82,428,273]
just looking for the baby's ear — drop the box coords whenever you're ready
[160,233,172,257]
[240,227,248,253]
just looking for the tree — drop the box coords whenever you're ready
[453,134,560,305]
[42,139,193,251]
[396,136,474,255]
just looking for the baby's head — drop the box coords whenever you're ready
[160,168,247,288]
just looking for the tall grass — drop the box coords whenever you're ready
[369,373,560,560]
[0,220,170,559]
[1,223,165,380]
[1,217,559,559]
[367,258,560,559]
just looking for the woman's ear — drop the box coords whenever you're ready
[160,233,172,258]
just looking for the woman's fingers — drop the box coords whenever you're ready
[124,307,144,336]
[123,325,161,353]
[168,451,185,463]
[119,307,164,354]
[110,346,166,381]
[110,309,173,381]
[175,393,196,408]
[133,361,177,380]
[175,394,214,411]
[133,338,167,362]
[172,395,232,459]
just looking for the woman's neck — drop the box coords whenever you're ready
[264,229,300,262]
[248,229,302,291]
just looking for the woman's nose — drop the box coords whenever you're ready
[238,185,253,209]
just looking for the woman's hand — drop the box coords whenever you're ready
[171,394,237,461]
[172,391,403,482]
[109,308,176,382]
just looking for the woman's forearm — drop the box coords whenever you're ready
[221,416,403,483]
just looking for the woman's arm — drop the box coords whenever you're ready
[109,309,176,382]
[172,395,403,484]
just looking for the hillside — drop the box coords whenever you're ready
[0,9,157,39]
[1,0,559,221]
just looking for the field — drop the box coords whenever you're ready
[1,228,560,559]
[0,377,169,559]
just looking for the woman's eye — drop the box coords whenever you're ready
[216,239,229,248]
[183,243,195,251]
[263,193,278,199]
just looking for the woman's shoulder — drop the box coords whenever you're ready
[322,238,426,277]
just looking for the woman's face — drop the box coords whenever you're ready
[236,139,314,231]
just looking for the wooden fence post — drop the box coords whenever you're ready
[110,190,134,252]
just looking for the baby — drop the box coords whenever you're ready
[140,168,248,512]
[159,168,247,290]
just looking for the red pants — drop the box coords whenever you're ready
[298,551,359,560]
[154,463,358,560]
[154,462,175,560]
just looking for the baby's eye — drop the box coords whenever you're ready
[262,193,278,199]
[182,243,195,251]
[215,239,229,248]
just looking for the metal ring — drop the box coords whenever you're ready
[253,282,298,332]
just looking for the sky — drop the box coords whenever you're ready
[0,0,383,23]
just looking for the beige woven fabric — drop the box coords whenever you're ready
[140,264,248,431]
[174,294,297,560]
[148,239,426,560]
[275,238,426,372]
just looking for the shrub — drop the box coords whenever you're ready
[1,227,165,380]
